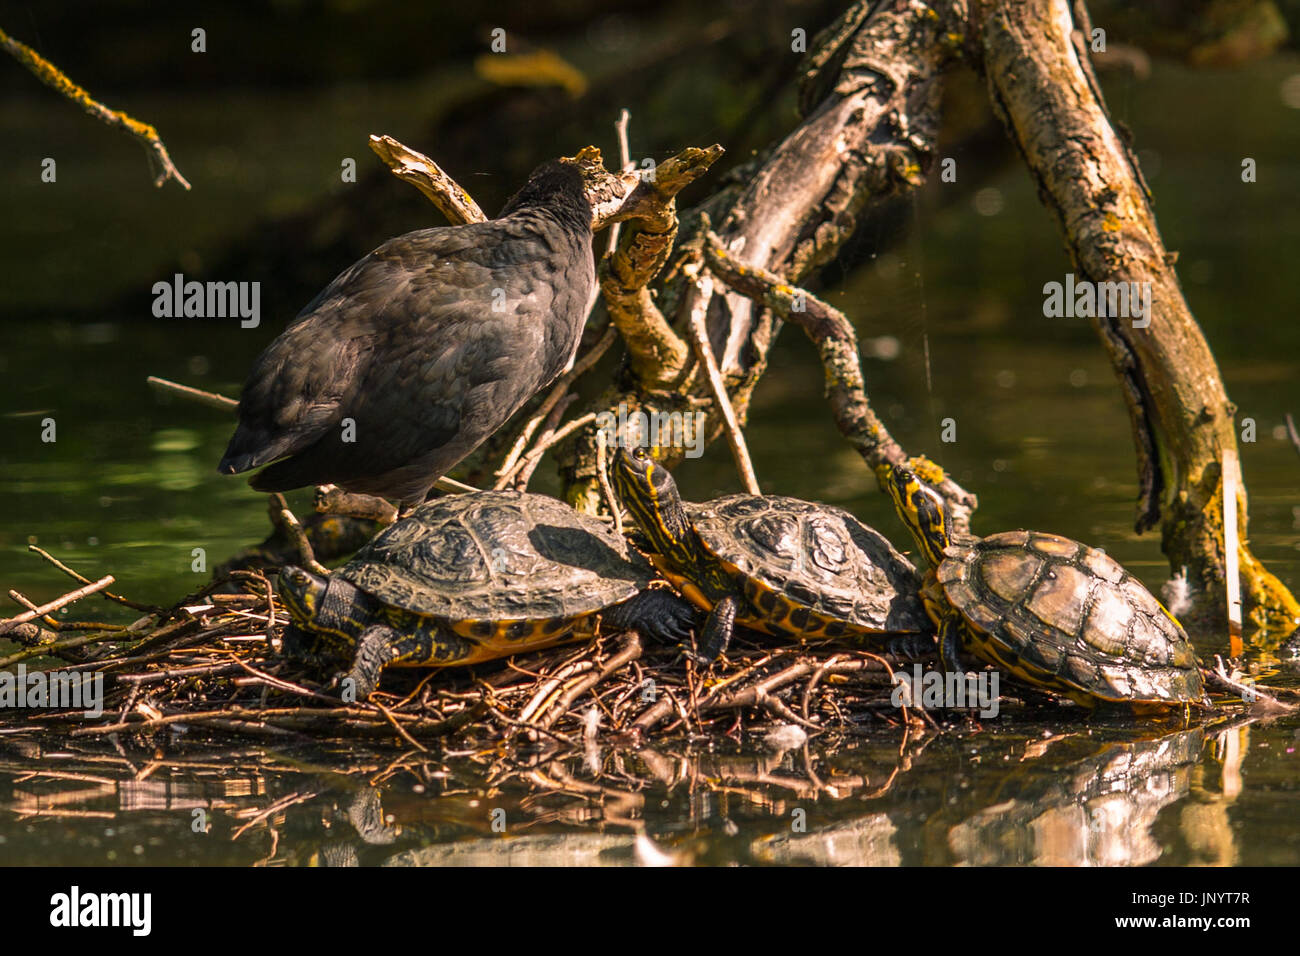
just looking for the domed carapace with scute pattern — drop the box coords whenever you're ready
[611,447,927,662]
[884,464,1206,710]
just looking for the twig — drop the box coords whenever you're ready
[496,327,618,479]
[146,375,236,410]
[596,429,623,535]
[684,272,760,494]
[1286,413,1300,461]
[1223,448,1242,656]
[605,109,633,257]
[0,27,190,189]
[28,545,156,612]
[501,411,597,490]
[0,576,114,633]
[702,231,978,530]
[540,634,643,729]
[269,495,329,577]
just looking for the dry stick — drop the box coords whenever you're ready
[595,430,623,535]
[518,660,597,725]
[114,661,245,684]
[268,495,330,577]
[28,545,157,612]
[506,411,598,491]
[1208,656,1297,711]
[496,327,618,479]
[605,109,633,258]
[368,697,429,752]
[146,375,235,410]
[499,392,577,489]
[0,576,114,633]
[0,627,149,669]
[6,590,61,631]
[539,634,643,730]
[702,233,978,530]
[0,28,189,189]
[1223,449,1243,657]
[684,272,761,495]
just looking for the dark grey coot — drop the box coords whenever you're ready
[218,158,596,507]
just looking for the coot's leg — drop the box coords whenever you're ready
[604,588,697,646]
[696,594,739,664]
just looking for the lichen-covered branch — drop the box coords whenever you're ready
[1,26,190,189]
[561,0,969,508]
[974,0,1299,638]
[703,230,976,532]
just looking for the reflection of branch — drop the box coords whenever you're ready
[1,27,190,189]
[703,233,977,530]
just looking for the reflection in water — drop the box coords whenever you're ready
[944,727,1207,866]
[0,714,1272,866]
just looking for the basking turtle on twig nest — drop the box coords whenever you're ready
[276,490,694,697]
[218,157,599,507]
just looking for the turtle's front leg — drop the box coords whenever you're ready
[343,619,473,699]
[342,624,401,700]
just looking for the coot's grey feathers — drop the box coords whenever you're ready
[218,160,594,505]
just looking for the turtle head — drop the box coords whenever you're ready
[276,565,328,629]
[611,446,697,567]
[884,465,951,569]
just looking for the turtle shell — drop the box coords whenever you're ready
[687,495,926,635]
[938,530,1204,705]
[339,491,653,623]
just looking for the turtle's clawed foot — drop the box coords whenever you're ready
[605,588,696,646]
[886,633,936,660]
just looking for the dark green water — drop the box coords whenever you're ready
[2,55,1298,865]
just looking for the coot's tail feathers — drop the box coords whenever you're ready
[217,428,298,476]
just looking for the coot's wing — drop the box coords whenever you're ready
[218,226,498,476]
[221,219,568,497]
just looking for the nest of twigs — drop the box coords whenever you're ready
[0,549,966,747]
[3,547,1285,749]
